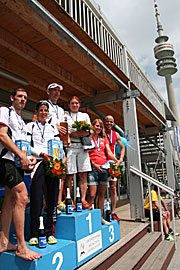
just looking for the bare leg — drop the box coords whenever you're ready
[12,182,42,260]
[109,181,117,214]
[166,211,172,230]
[162,216,169,235]
[95,186,100,209]
[57,177,65,204]
[65,174,74,195]
[95,193,99,209]
[78,172,88,202]
[87,185,97,205]
[0,187,16,252]
[97,185,107,216]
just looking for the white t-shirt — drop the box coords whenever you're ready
[0,106,27,161]
[46,99,64,126]
[65,111,91,143]
[26,121,61,159]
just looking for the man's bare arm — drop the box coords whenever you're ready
[116,132,125,164]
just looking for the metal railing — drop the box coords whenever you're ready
[56,0,125,70]
[130,166,176,241]
[55,0,166,118]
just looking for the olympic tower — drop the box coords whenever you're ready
[153,0,180,127]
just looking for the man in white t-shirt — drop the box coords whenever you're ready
[46,83,65,133]
[33,83,66,135]
[46,83,68,212]
[0,88,41,261]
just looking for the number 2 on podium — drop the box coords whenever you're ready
[52,252,63,270]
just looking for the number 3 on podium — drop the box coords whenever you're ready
[109,225,115,242]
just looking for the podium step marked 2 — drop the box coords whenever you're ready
[0,235,76,270]
[0,209,120,269]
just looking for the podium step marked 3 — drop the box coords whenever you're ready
[0,209,120,269]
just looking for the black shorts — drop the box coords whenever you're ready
[145,209,160,221]
[0,158,24,189]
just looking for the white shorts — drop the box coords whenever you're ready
[108,177,117,182]
[66,143,91,174]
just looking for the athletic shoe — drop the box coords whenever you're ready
[47,235,57,244]
[101,217,110,226]
[82,201,92,210]
[57,209,62,215]
[57,201,66,212]
[112,213,120,222]
[29,237,38,246]
[165,235,174,241]
[169,231,179,236]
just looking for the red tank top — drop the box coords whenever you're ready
[106,130,117,158]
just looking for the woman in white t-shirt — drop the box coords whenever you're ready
[26,101,66,246]
[65,96,92,210]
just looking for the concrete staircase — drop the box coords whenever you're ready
[78,222,175,270]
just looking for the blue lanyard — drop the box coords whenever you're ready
[36,121,46,142]
[69,112,78,122]
[10,106,23,131]
[48,99,59,118]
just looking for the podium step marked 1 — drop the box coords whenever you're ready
[0,209,120,269]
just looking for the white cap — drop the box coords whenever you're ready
[47,83,63,91]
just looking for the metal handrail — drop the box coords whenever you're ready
[130,166,174,194]
[130,166,176,241]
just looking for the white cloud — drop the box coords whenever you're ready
[95,0,180,120]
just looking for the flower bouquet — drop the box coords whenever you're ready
[107,163,122,181]
[46,157,66,179]
[72,121,95,151]
[72,121,94,131]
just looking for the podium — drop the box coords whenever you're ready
[0,208,120,269]
[0,236,76,270]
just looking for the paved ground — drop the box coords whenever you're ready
[167,216,180,269]
[115,202,142,238]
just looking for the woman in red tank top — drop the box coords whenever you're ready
[87,119,119,225]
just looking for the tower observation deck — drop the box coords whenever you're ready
[153,0,180,126]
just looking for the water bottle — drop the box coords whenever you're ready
[38,216,47,248]
[105,202,112,222]
[66,188,73,214]
[76,187,82,212]
[60,116,68,147]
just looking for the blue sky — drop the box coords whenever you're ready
[94,0,180,121]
